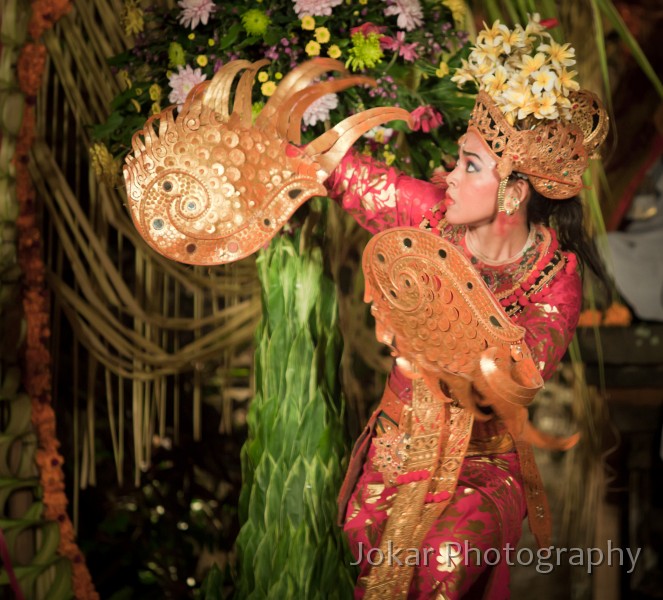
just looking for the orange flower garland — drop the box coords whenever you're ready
[15,1,98,598]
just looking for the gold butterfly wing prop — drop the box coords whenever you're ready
[122,58,410,265]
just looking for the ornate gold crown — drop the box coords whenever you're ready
[468,90,609,199]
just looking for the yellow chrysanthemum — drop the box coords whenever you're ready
[261,81,277,97]
[149,84,162,101]
[188,33,195,40]
[258,71,269,83]
[208,39,215,47]
[151,102,162,115]
[196,55,208,67]
[315,27,330,44]
[327,45,342,59]
[275,72,283,80]
[301,15,315,30]
[305,40,321,57]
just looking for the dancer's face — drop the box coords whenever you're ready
[444,131,501,226]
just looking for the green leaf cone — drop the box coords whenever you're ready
[236,203,355,598]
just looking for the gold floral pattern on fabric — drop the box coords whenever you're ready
[363,380,474,599]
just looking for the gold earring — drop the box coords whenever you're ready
[503,195,520,216]
[497,177,509,213]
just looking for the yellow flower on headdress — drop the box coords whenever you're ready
[502,84,536,121]
[258,71,269,83]
[533,91,559,119]
[499,28,526,55]
[531,67,557,94]
[151,102,162,115]
[538,40,576,69]
[524,13,545,39]
[555,68,579,95]
[519,52,546,78]
[476,20,509,47]
[482,65,509,96]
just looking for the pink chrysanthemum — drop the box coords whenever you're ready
[292,0,343,18]
[410,105,444,132]
[383,0,424,32]
[302,93,339,126]
[178,0,216,30]
[168,65,207,106]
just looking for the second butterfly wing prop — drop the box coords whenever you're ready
[362,227,577,450]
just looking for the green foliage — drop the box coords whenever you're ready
[95,1,475,179]
[236,202,355,599]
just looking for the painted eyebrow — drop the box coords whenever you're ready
[460,148,484,163]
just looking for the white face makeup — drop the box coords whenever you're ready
[444,131,501,227]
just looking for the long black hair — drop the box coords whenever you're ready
[526,187,612,294]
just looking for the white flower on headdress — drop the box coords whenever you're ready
[499,27,527,55]
[476,20,509,47]
[520,52,546,78]
[471,42,502,66]
[533,91,559,119]
[451,14,580,124]
[502,83,536,121]
[450,58,474,86]
[555,69,580,95]
[524,12,545,39]
[538,40,576,69]
[482,65,509,96]
[531,67,557,94]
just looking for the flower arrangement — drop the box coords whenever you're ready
[93,0,475,181]
[451,14,580,126]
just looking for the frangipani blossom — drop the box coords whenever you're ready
[538,40,576,68]
[531,68,557,94]
[533,91,559,119]
[520,52,546,78]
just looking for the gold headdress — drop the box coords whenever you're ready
[452,16,609,199]
[123,59,409,265]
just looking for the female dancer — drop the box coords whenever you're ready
[327,17,609,599]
